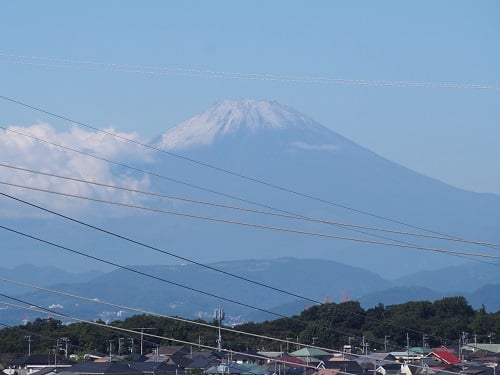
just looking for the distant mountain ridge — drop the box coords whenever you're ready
[0,264,103,295]
[3,259,498,327]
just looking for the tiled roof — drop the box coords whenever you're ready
[290,348,331,358]
[11,355,74,366]
[59,362,142,374]
[429,351,461,365]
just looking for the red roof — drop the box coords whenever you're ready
[274,354,308,367]
[429,350,461,365]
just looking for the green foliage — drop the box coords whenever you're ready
[0,297,497,366]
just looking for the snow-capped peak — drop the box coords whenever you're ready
[154,99,326,151]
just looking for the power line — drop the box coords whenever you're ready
[3,122,500,269]
[0,192,496,347]
[0,275,365,353]
[0,321,108,357]
[2,186,490,347]
[2,162,499,250]
[0,269,460,349]
[1,95,498,356]
[1,53,499,90]
[4,123,480,265]
[0,278,467,375]
[0,292,469,375]
[1,210,467,353]
[1,190,499,261]
[0,297,363,375]
[0,224,393,350]
[0,124,295,216]
[0,93,490,244]
[5,108,499,270]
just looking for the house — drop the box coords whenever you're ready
[376,363,404,375]
[323,359,364,375]
[426,350,461,366]
[390,352,423,363]
[183,351,224,372]
[57,361,186,375]
[289,348,332,364]
[9,354,74,374]
[57,362,142,375]
[205,362,260,375]
[229,349,261,365]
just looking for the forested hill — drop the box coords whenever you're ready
[0,296,498,365]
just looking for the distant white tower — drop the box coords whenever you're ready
[214,307,225,352]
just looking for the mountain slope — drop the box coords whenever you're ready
[10,258,391,326]
[143,99,500,277]
[3,99,499,281]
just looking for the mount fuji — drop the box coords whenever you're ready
[139,99,500,277]
[4,99,500,281]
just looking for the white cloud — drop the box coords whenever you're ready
[0,122,152,218]
[289,141,339,152]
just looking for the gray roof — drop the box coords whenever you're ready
[290,348,331,358]
[59,362,142,375]
[11,355,74,367]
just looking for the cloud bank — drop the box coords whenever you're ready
[0,123,151,217]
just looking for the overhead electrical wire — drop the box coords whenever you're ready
[0,93,491,246]
[0,291,471,375]
[0,223,398,351]
[0,191,500,266]
[0,192,494,346]
[0,276,467,373]
[0,321,109,358]
[1,163,500,250]
[0,129,496,352]
[0,301,464,375]
[0,80,497,355]
[1,190,499,261]
[0,124,462,260]
[0,298,378,375]
[0,275,384,354]
[3,122,500,270]
[1,53,499,90]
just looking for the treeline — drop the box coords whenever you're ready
[0,297,498,363]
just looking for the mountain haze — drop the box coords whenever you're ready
[144,99,500,277]
[3,99,499,280]
[4,260,498,327]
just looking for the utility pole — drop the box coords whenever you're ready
[384,335,390,352]
[406,333,410,362]
[26,335,32,356]
[108,340,113,362]
[60,337,70,358]
[488,332,495,344]
[362,336,369,355]
[151,344,159,362]
[118,338,124,355]
[132,328,154,355]
[460,332,468,361]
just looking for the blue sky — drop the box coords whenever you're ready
[1,1,499,194]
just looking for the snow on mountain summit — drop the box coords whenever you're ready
[154,99,354,152]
